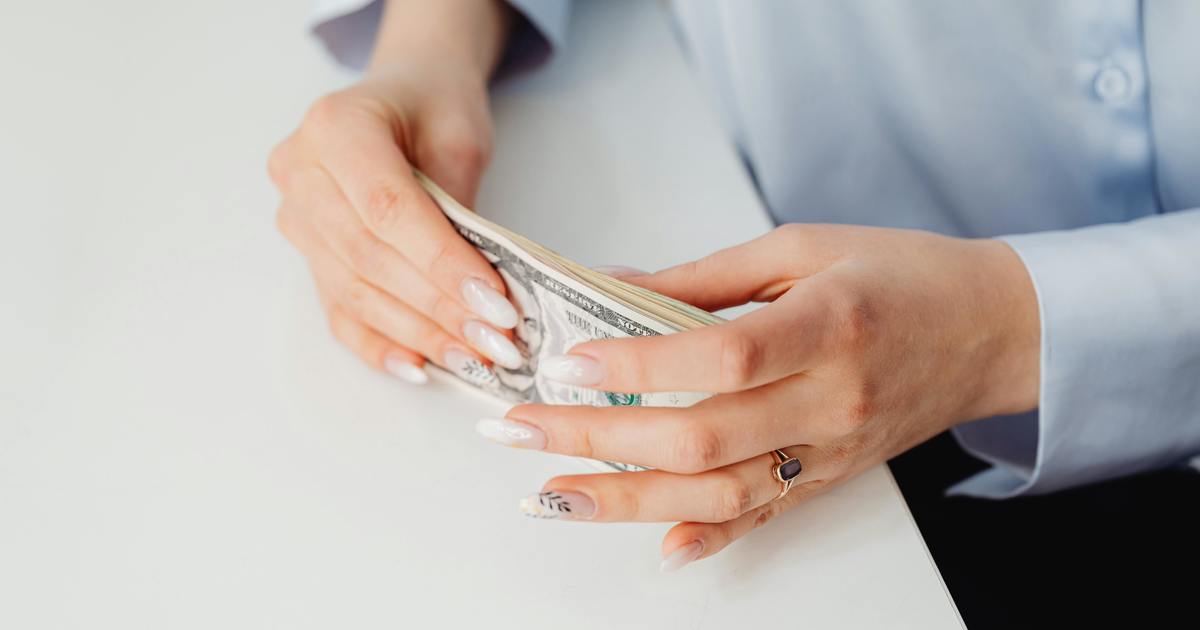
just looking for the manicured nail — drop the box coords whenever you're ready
[518,490,595,520]
[384,355,428,385]
[443,347,498,386]
[659,541,704,573]
[475,417,546,449]
[541,354,604,386]
[461,277,519,329]
[463,320,524,369]
[592,265,647,279]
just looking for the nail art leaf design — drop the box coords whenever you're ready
[520,491,572,519]
[543,493,572,513]
[459,358,497,385]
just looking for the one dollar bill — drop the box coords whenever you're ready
[416,172,720,471]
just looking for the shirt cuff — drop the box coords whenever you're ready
[947,209,1200,499]
[307,0,570,74]
[498,0,571,74]
[310,0,383,71]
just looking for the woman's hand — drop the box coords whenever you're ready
[477,224,1040,570]
[269,0,520,384]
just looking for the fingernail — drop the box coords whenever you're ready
[384,355,428,385]
[444,347,498,386]
[461,277,519,329]
[659,541,704,573]
[592,265,647,279]
[518,490,595,520]
[541,354,604,386]
[463,321,524,369]
[475,417,546,449]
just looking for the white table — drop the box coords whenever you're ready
[0,1,962,627]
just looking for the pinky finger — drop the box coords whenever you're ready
[326,304,430,386]
[658,477,833,572]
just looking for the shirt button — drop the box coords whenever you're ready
[1093,66,1132,103]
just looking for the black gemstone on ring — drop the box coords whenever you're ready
[778,459,803,481]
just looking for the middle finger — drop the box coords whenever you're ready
[484,375,843,474]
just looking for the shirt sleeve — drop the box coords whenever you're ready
[308,0,570,73]
[948,208,1200,498]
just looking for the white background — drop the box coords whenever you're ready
[0,1,962,627]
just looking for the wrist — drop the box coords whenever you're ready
[964,238,1042,420]
[368,0,513,81]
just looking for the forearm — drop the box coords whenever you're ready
[368,0,514,79]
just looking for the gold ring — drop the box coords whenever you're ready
[770,449,803,500]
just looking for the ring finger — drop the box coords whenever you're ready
[519,444,825,523]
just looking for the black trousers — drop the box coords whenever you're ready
[889,432,1199,629]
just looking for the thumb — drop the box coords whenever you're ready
[413,113,492,207]
[612,230,802,312]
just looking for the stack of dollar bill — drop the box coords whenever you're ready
[416,172,721,472]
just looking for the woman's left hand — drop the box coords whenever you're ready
[476,224,1041,571]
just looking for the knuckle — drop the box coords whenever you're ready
[717,331,762,390]
[274,205,294,241]
[305,93,348,130]
[327,319,344,343]
[266,141,290,187]
[838,380,877,431]
[340,280,374,320]
[711,475,754,522]
[343,232,385,278]
[574,425,597,460]
[752,503,779,530]
[362,183,407,232]
[667,422,723,474]
[771,223,807,243]
[828,286,876,352]
[440,136,490,175]
[673,259,704,284]
[424,291,460,328]
[325,309,349,343]
[554,421,596,460]
[603,484,640,521]
[420,237,454,277]
[593,343,646,390]
[826,439,863,476]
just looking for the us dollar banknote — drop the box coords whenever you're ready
[417,173,713,472]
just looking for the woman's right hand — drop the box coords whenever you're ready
[269,57,522,385]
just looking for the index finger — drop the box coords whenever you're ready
[552,282,832,394]
[318,112,517,328]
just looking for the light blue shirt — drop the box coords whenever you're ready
[312,0,1200,498]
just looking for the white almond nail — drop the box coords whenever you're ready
[461,278,519,329]
[518,491,595,520]
[540,354,604,386]
[384,356,428,385]
[660,541,704,573]
[463,321,524,369]
[475,417,546,449]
